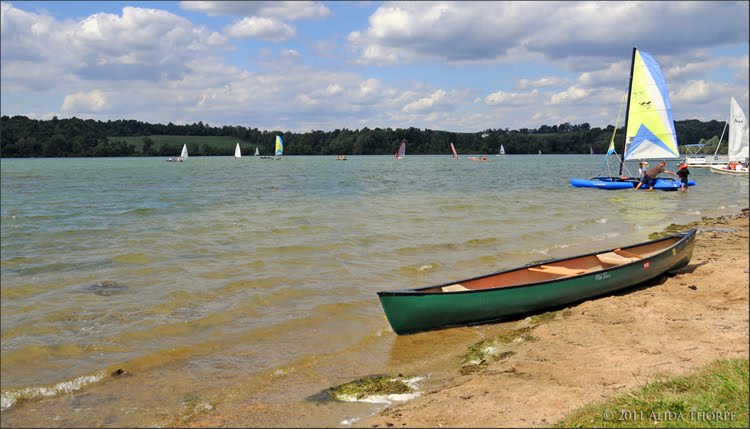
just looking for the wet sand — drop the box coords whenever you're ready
[355,208,749,428]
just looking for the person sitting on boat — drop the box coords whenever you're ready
[634,160,676,191]
[676,162,691,192]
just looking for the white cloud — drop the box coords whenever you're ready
[180,1,331,20]
[548,86,591,105]
[61,89,108,112]
[402,90,447,113]
[349,1,749,65]
[671,80,730,104]
[484,89,540,106]
[281,49,301,58]
[225,17,294,41]
[518,77,569,90]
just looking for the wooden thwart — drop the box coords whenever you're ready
[528,265,587,276]
[614,248,643,259]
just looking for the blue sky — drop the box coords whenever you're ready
[1,1,748,133]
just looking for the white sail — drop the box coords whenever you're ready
[180,144,188,160]
[234,143,242,158]
[500,144,505,155]
[254,147,259,156]
[728,97,749,162]
[395,141,406,159]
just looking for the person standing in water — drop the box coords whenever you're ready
[634,160,676,191]
[676,162,691,192]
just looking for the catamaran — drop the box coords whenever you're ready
[570,47,695,191]
[395,140,406,160]
[262,135,284,160]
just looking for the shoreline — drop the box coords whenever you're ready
[354,208,749,428]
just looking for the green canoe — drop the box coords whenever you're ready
[377,229,696,335]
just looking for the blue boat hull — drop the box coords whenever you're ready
[571,177,696,191]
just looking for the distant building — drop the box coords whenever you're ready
[481,133,490,139]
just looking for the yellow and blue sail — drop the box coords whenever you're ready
[623,49,680,160]
[275,135,283,156]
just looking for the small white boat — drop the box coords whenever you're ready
[167,144,188,162]
[709,164,749,175]
[234,143,242,159]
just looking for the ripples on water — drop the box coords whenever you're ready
[1,156,747,426]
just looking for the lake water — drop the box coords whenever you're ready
[1,155,747,427]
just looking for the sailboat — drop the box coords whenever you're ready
[262,135,284,160]
[571,47,696,191]
[167,144,188,162]
[274,135,283,160]
[450,142,460,159]
[709,97,749,175]
[395,140,406,160]
[589,145,595,155]
[254,147,260,156]
[234,143,242,159]
[496,144,505,156]
[538,150,542,155]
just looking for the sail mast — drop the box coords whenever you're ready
[619,46,638,176]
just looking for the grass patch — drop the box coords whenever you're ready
[330,375,413,401]
[555,358,749,428]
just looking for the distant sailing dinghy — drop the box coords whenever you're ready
[450,142,460,159]
[234,143,242,159]
[709,97,749,176]
[254,147,260,156]
[496,144,505,156]
[262,136,284,160]
[167,144,188,162]
[571,47,695,191]
[395,140,406,160]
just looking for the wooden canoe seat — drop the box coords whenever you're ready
[528,265,587,276]
[442,284,470,292]
[596,251,639,265]
[614,248,643,259]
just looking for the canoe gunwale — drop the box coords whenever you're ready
[376,229,696,297]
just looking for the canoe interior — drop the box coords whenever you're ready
[416,236,682,293]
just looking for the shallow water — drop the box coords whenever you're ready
[1,155,747,426]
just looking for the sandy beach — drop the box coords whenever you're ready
[355,208,749,428]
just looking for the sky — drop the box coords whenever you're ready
[1,1,748,134]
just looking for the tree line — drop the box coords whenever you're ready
[0,115,728,158]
